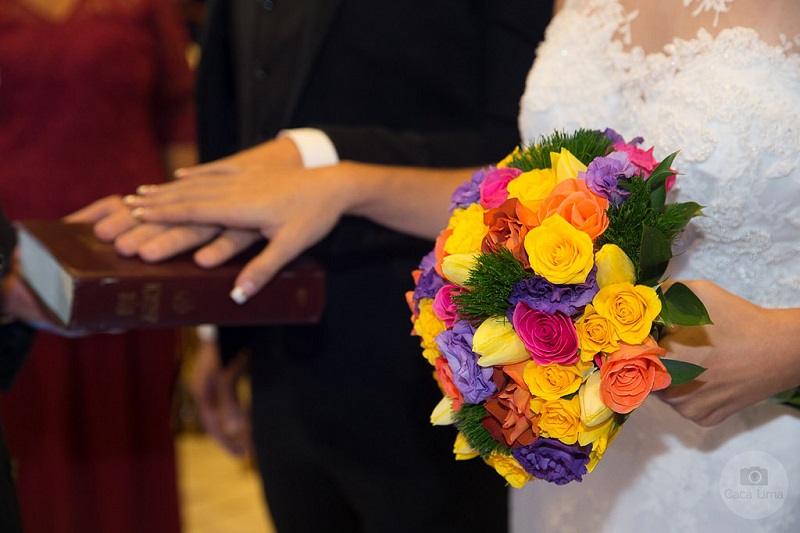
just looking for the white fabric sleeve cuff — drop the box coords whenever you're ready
[278,128,340,168]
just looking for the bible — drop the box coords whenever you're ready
[16,220,325,331]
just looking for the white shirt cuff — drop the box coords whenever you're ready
[278,128,340,168]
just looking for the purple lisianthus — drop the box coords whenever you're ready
[435,321,496,404]
[512,438,592,485]
[412,251,446,303]
[603,128,643,147]
[509,269,598,319]
[581,151,636,207]
[450,167,489,212]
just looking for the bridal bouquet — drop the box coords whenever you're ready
[408,129,710,487]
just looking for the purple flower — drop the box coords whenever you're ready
[413,251,446,302]
[435,321,496,404]
[581,151,636,207]
[603,128,643,147]
[512,438,592,485]
[450,167,489,212]
[509,269,598,318]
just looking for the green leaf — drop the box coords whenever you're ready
[660,282,713,327]
[663,359,706,386]
[646,152,679,192]
[638,226,672,286]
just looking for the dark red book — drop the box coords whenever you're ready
[16,220,325,331]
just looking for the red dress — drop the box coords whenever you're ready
[0,1,195,531]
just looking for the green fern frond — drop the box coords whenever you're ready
[509,129,613,170]
[453,248,530,324]
[454,403,512,458]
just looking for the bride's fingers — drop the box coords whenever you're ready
[229,227,309,304]
[137,224,223,263]
[194,229,265,269]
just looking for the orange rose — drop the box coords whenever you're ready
[599,337,672,413]
[482,362,539,448]
[434,228,452,278]
[536,179,609,240]
[482,199,531,268]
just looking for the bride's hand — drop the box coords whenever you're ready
[125,141,351,301]
[657,280,800,426]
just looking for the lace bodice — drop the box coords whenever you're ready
[513,3,800,532]
[519,0,800,308]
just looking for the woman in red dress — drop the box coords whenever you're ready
[0,0,196,531]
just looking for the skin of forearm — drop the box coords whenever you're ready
[334,160,473,241]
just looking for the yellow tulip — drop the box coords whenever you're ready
[453,432,480,460]
[472,317,531,367]
[595,244,636,288]
[430,395,455,426]
[441,253,478,287]
[551,148,587,182]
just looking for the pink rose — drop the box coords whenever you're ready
[512,302,579,366]
[479,167,523,209]
[613,142,676,191]
[432,284,463,328]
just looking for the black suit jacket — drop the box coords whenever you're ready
[196,0,551,353]
[197,0,551,166]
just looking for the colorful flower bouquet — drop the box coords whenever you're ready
[408,129,710,487]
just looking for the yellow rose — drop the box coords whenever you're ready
[593,282,662,345]
[550,148,587,182]
[444,203,488,256]
[414,299,446,364]
[441,252,478,287]
[524,214,594,285]
[506,168,557,213]
[530,396,582,445]
[523,361,585,401]
[575,304,618,358]
[577,370,614,435]
[586,419,623,473]
[453,432,480,460]
[595,244,636,288]
[485,453,534,488]
[472,317,531,367]
[430,396,455,426]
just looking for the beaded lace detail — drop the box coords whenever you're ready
[519,0,800,308]
[513,2,800,532]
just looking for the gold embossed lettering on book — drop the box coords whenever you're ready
[16,220,325,331]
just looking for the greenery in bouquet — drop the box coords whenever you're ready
[408,129,711,487]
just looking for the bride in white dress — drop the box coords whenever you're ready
[513,0,800,531]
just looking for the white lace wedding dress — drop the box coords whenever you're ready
[512,1,800,531]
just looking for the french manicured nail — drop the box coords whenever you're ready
[130,207,147,219]
[230,286,249,305]
[122,194,139,206]
[230,280,255,305]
